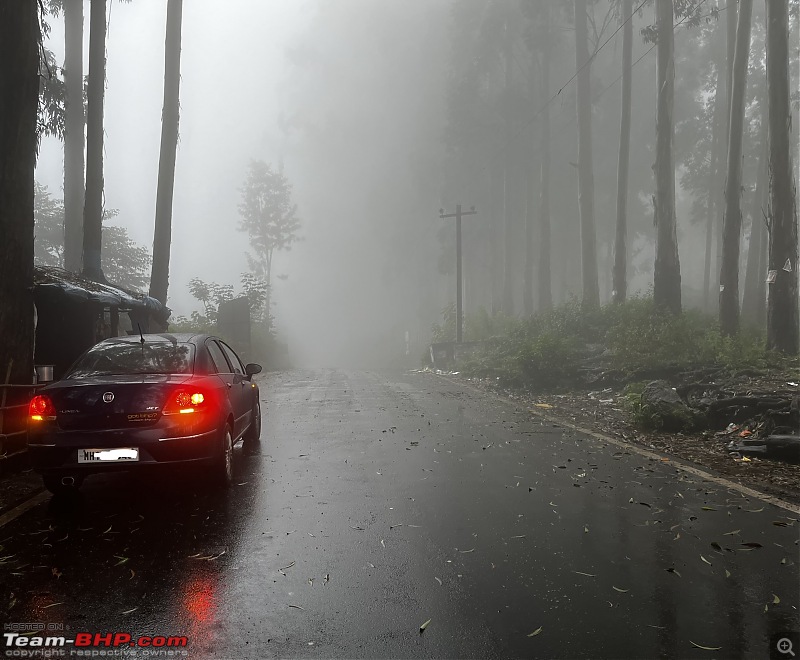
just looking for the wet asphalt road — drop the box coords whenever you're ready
[0,369,798,659]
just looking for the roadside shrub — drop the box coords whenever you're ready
[462,330,583,391]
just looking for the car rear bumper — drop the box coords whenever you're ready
[29,427,220,475]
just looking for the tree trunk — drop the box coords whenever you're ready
[82,0,107,282]
[501,13,514,315]
[765,0,799,354]
[574,0,600,308]
[612,0,633,304]
[719,0,753,336]
[63,0,84,273]
[523,135,535,317]
[537,2,552,313]
[653,0,681,314]
[741,99,768,327]
[0,0,38,384]
[149,0,183,304]
[714,0,739,309]
[703,25,726,310]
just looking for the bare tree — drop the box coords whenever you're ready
[765,0,799,354]
[62,0,84,272]
[653,0,681,314]
[741,98,768,327]
[574,0,600,308]
[149,0,184,306]
[612,0,633,304]
[0,0,39,384]
[82,0,107,282]
[719,0,753,335]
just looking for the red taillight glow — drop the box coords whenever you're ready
[163,389,209,415]
[29,395,56,421]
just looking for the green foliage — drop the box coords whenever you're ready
[431,303,518,343]
[33,182,151,290]
[438,296,774,393]
[185,274,268,327]
[603,297,768,374]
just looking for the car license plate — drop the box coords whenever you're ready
[77,448,139,463]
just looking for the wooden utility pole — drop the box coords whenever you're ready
[440,204,477,344]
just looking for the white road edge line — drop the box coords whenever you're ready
[431,372,800,515]
[0,490,50,528]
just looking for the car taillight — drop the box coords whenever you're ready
[29,395,56,421]
[162,389,209,415]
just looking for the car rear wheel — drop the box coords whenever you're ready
[212,426,234,488]
[244,401,261,447]
[43,474,84,496]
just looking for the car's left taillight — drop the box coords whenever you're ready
[29,394,56,422]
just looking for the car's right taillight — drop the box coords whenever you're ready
[162,389,211,415]
[29,394,56,422]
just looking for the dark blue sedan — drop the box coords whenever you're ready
[28,333,262,494]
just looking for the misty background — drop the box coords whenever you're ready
[33,0,798,367]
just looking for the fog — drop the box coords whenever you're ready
[34,0,796,367]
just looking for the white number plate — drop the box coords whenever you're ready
[77,448,139,463]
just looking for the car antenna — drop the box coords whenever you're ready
[137,324,146,350]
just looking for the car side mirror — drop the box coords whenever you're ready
[245,363,262,378]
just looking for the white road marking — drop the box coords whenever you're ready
[0,490,49,528]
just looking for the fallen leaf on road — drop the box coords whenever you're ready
[701,556,712,566]
[584,526,589,534]
[121,608,137,615]
[527,627,543,637]
[41,603,63,610]
[279,561,296,571]
[381,539,385,548]
[460,548,475,553]
[773,594,781,604]
[725,569,730,578]
[510,535,526,540]
[435,577,442,585]
[288,604,304,611]
[612,586,628,593]
[723,530,740,536]
[533,404,552,409]
[573,571,595,577]
[390,524,403,529]
[666,568,681,577]
[324,574,329,583]
[129,570,135,580]
[690,641,722,651]
[701,507,717,511]
[744,507,764,513]
[419,618,431,633]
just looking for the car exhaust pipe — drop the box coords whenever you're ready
[61,476,75,486]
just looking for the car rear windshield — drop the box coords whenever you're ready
[66,341,195,378]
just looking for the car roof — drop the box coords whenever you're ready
[98,333,211,345]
